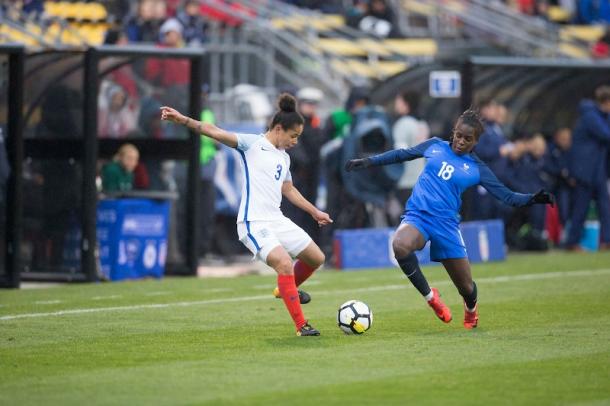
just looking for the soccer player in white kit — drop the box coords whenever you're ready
[161,94,332,336]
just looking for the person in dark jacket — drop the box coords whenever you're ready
[282,87,325,243]
[471,99,514,220]
[544,128,574,226]
[565,86,610,250]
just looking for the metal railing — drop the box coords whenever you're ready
[404,0,585,58]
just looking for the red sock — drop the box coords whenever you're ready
[277,274,306,330]
[293,260,316,286]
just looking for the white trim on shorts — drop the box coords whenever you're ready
[237,216,312,263]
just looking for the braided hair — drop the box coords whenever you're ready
[456,108,485,140]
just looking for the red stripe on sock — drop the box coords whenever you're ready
[277,274,306,329]
[293,260,316,287]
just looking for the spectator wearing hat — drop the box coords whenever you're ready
[282,87,325,242]
[144,17,190,115]
[145,18,190,88]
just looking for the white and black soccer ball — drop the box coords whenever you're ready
[337,300,373,335]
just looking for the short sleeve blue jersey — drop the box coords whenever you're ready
[368,138,533,221]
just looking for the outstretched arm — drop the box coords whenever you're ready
[161,106,238,148]
[478,163,554,207]
[345,138,440,171]
[282,181,333,226]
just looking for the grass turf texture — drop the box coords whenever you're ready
[1,251,609,405]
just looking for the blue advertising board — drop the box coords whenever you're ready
[97,199,170,281]
[334,220,505,270]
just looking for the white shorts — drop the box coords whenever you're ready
[237,216,312,263]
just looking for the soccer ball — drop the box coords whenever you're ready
[337,300,373,335]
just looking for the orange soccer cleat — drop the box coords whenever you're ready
[463,303,479,329]
[427,288,452,323]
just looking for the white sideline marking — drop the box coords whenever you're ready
[92,295,121,301]
[205,288,233,293]
[144,292,170,297]
[33,300,62,305]
[2,268,609,321]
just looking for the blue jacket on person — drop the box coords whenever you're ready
[569,100,610,186]
[473,120,511,185]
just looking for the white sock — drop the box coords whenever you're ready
[465,304,477,313]
[424,290,434,302]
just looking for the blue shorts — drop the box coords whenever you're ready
[401,210,467,262]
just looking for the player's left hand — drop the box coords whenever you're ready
[529,189,555,207]
[312,210,333,226]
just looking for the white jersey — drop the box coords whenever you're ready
[235,133,292,223]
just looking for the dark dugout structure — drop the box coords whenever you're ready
[370,56,610,221]
[0,45,203,286]
[372,56,610,142]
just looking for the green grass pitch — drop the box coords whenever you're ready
[1,251,609,405]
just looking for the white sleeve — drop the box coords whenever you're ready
[236,133,263,151]
[284,153,292,182]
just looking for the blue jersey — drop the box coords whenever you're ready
[369,138,533,221]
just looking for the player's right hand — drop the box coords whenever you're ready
[345,158,371,171]
[160,106,185,124]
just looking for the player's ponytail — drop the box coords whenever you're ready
[269,93,304,131]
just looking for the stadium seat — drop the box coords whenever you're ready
[547,6,570,23]
[402,0,436,16]
[383,38,437,56]
[374,60,409,77]
[560,25,605,42]
[315,38,368,57]
[356,38,392,57]
[558,42,591,58]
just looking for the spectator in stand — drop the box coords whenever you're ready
[507,134,550,249]
[177,0,208,46]
[471,99,514,220]
[21,0,44,17]
[319,86,370,261]
[358,0,401,38]
[97,81,138,138]
[101,144,140,192]
[125,0,167,43]
[577,0,610,23]
[145,18,190,111]
[282,87,325,243]
[544,127,574,227]
[565,85,610,251]
[392,91,429,205]
[198,88,218,258]
[592,26,610,59]
[103,0,131,24]
[345,0,369,30]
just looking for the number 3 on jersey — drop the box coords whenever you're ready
[437,161,454,180]
[274,164,283,180]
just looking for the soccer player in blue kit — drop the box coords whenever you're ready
[346,109,555,329]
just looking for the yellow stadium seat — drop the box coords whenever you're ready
[383,38,437,56]
[402,0,436,16]
[558,42,591,58]
[356,38,392,57]
[315,38,368,57]
[547,6,570,22]
[560,25,605,42]
[374,60,409,77]
[345,59,378,78]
